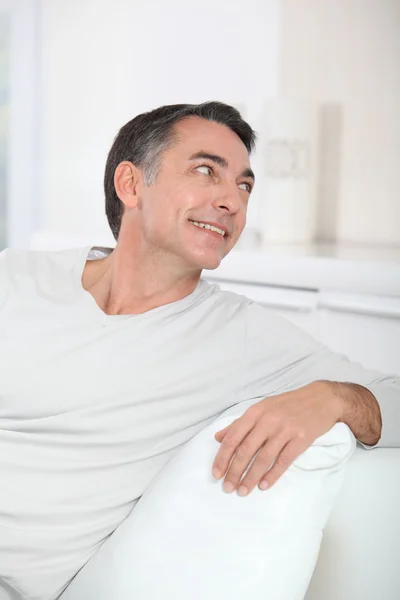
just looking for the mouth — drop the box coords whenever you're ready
[188,220,229,240]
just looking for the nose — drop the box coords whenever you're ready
[211,182,242,214]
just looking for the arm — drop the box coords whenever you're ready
[211,301,399,495]
[331,381,382,446]
[242,301,400,449]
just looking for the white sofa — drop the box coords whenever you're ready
[305,446,400,600]
[59,399,400,600]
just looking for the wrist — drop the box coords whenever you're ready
[319,380,382,445]
[318,380,346,422]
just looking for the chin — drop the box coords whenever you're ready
[192,252,226,272]
[182,240,233,271]
[200,262,220,271]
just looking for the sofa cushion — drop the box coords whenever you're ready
[60,399,355,600]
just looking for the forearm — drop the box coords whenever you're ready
[329,381,382,446]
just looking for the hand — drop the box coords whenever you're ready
[212,380,343,496]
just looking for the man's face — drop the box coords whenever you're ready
[136,117,254,271]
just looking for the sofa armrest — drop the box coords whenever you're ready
[61,399,355,600]
[305,447,400,600]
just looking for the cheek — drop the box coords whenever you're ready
[175,179,207,201]
[142,184,190,235]
[169,183,210,223]
[236,207,247,232]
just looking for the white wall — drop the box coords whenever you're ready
[281,0,400,245]
[3,0,41,248]
[36,0,281,247]
[29,0,400,249]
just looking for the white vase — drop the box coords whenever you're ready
[260,98,320,245]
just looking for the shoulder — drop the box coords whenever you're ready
[0,246,89,304]
[1,246,84,275]
[201,281,291,325]
[207,285,319,349]
[1,246,39,274]
[201,279,252,315]
[202,282,276,324]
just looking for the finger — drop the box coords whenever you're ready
[214,424,230,440]
[259,440,305,490]
[219,421,275,493]
[214,418,241,440]
[212,415,257,481]
[238,431,292,495]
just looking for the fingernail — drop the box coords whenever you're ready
[237,485,248,496]
[212,468,221,479]
[259,480,268,490]
[223,481,235,493]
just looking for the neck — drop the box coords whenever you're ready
[82,237,201,316]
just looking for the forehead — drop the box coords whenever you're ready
[170,117,251,167]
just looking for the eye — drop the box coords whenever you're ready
[195,164,214,176]
[239,182,252,193]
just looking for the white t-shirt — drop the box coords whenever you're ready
[0,246,398,600]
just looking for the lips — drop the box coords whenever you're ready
[188,220,230,237]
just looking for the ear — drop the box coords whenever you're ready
[114,161,143,209]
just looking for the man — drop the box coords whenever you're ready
[0,101,399,600]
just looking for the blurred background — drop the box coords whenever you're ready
[0,0,399,255]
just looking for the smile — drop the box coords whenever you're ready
[189,220,226,237]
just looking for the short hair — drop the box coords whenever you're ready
[104,101,257,240]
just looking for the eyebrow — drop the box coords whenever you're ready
[188,151,255,183]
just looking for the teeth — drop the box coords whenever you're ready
[190,221,226,236]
